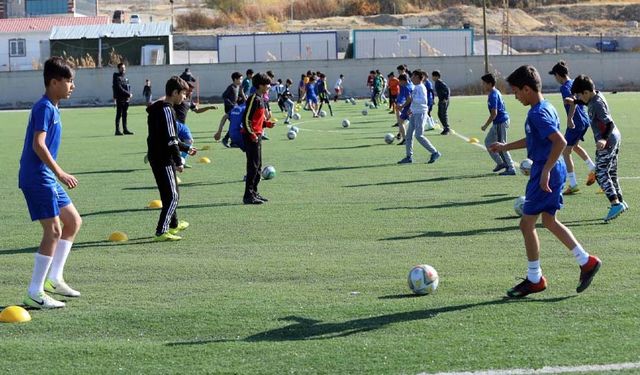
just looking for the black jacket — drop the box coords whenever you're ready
[112,72,131,101]
[146,101,190,166]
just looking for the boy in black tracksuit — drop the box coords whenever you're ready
[432,70,451,135]
[112,63,134,135]
[147,76,195,241]
[242,73,275,205]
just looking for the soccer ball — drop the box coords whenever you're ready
[290,126,300,133]
[364,102,370,108]
[345,99,350,103]
[292,113,301,121]
[350,98,357,105]
[384,133,395,144]
[287,130,297,140]
[520,158,533,176]
[261,165,276,180]
[369,103,376,109]
[362,109,368,116]
[408,264,439,295]
[319,110,327,117]
[514,196,526,217]
[342,119,350,128]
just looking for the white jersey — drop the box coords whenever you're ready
[334,78,343,90]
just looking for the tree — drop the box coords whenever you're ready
[205,0,246,14]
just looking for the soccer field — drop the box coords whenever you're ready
[0,93,638,374]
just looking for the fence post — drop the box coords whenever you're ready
[326,40,329,60]
[555,34,558,54]
[373,38,376,59]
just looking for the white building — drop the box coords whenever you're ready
[0,15,108,71]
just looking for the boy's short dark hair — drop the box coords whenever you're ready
[506,65,541,92]
[387,72,394,77]
[340,74,344,78]
[548,61,569,78]
[43,56,74,87]
[286,78,293,85]
[431,70,441,78]
[398,73,408,82]
[252,72,271,88]
[266,70,275,78]
[481,73,496,85]
[246,69,254,76]
[412,69,425,80]
[369,70,376,75]
[165,76,189,96]
[570,74,595,94]
[396,64,405,71]
[231,71,242,80]
[117,62,125,69]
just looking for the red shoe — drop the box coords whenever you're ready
[506,276,547,298]
[586,171,597,186]
[577,256,601,293]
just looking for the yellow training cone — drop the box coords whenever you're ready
[198,156,211,164]
[0,306,31,323]
[468,137,479,144]
[176,176,182,184]
[148,199,162,209]
[271,117,278,122]
[201,145,210,151]
[108,231,128,242]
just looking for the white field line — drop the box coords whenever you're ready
[420,361,640,375]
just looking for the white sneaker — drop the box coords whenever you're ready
[23,291,65,309]
[44,279,81,297]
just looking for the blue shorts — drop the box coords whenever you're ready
[399,106,411,121]
[177,121,193,142]
[306,96,318,104]
[564,125,589,146]
[21,183,72,221]
[523,161,566,216]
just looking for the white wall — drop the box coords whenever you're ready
[1,52,639,109]
[0,31,49,72]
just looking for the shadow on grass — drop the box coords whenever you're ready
[302,144,385,151]
[73,168,147,175]
[379,224,528,240]
[0,236,159,255]
[81,202,240,217]
[165,296,575,344]
[283,163,394,173]
[122,180,240,191]
[345,173,493,188]
[376,196,514,211]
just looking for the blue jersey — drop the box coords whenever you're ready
[560,80,589,129]
[525,100,561,163]
[19,95,61,188]
[488,88,509,125]
[396,82,415,105]
[228,104,247,151]
[425,80,435,106]
[305,82,317,98]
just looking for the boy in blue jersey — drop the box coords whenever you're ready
[394,73,414,145]
[424,72,435,117]
[19,57,82,309]
[305,74,319,118]
[549,61,597,194]
[480,73,516,175]
[397,70,441,165]
[570,75,627,223]
[489,65,601,298]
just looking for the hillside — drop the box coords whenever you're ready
[98,1,640,36]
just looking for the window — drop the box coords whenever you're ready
[9,39,26,57]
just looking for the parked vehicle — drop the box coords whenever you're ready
[112,10,125,23]
[130,14,141,24]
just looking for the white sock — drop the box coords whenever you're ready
[527,260,542,283]
[48,239,72,282]
[28,253,53,296]
[568,172,577,187]
[572,244,590,266]
[586,159,596,171]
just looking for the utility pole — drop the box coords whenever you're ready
[170,0,174,31]
[482,0,489,73]
[501,0,510,55]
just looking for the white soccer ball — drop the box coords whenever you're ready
[520,158,533,176]
[342,119,350,128]
[369,103,376,109]
[319,110,327,117]
[292,113,301,121]
[345,99,350,103]
[384,133,395,144]
[408,264,439,295]
[362,109,368,116]
[514,196,526,217]
[290,126,300,133]
[261,165,276,180]
[364,102,370,108]
[350,98,357,105]
[287,130,297,140]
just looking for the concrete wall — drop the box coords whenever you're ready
[1,52,639,109]
[499,35,640,52]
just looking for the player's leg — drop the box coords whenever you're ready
[115,101,123,135]
[413,112,439,158]
[122,101,133,134]
[399,115,416,163]
[563,145,580,194]
[496,122,515,175]
[506,213,547,298]
[572,142,597,185]
[484,124,504,171]
[152,163,181,240]
[45,198,82,297]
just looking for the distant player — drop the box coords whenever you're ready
[397,70,441,165]
[387,72,400,114]
[394,73,414,145]
[173,81,216,166]
[480,73,516,175]
[432,70,451,135]
[112,62,134,135]
[215,72,245,147]
[317,73,333,116]
[489,65,601,298]
[242,69,254,98]
[305,74,319,118]
[146,76,196,241]
[424,72,435,117]
[333,74,344,102]
[281,78,295,124]
[242,72,276,205]
[142,79,152,106]
[570,74,628,222]
[20,57,82,309]
[548,61,597,194]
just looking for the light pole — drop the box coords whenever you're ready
[170,0,174,31]
[482,0,489,73]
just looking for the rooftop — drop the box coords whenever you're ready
[50,22,172,40]
[0,16,110,34]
